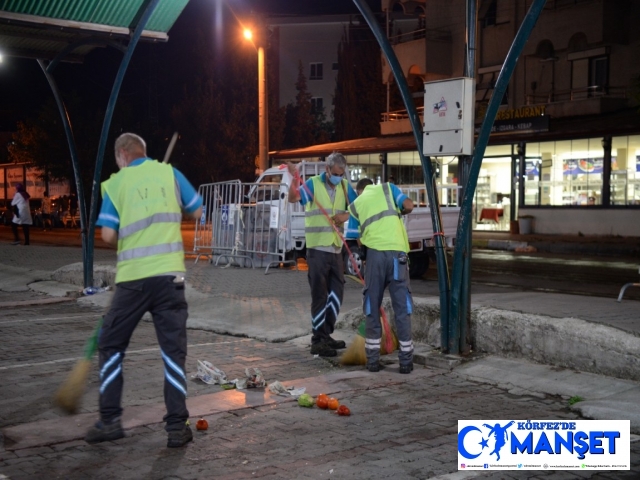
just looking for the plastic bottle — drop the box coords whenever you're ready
[82,287,107,295]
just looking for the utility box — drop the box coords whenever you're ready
[423,77,475,156]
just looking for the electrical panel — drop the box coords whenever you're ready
[423,77,475,156]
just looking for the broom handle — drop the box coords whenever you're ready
[83,317,103,360]
[289,168,394,350]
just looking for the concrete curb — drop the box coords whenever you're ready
[453,356,640,434]
[338,297,640,382]
[478,239,640,257]
[51,262,116,288]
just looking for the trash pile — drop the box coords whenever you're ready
[191,361,350,415]
[192,361,306,395]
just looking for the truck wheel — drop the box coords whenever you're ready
[409,252,429,279]
[344,245,364,277]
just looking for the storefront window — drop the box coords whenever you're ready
[611,135,640,206]
[280,134,640,212]
[526,137,606,206]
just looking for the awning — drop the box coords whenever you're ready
[271,108,640,160]
[0,0,189,62]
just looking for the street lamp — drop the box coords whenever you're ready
[243,26,269,174]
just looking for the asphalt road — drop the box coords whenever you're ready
[0,224,637,301]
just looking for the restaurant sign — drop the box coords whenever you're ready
[476,105,550,135]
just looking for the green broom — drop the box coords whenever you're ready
[54,317,103,414]
[340,316,398,365]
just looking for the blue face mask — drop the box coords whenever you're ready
[328,174,343,186]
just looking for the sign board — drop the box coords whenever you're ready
[489,116,549,135]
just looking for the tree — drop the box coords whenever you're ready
[284,61,316,148]
[333,21,385,141]
[8,94,133,202]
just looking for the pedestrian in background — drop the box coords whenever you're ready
[85,132,202,448]
[41,191,52,230]
[11,183,32,246]
[61,195,69,220]
[287,152,357,357]
[348,180,415,374]
[69,193,78,218]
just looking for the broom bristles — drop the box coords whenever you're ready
[54,359,92,414]
[340,335,367,365]
[340,326,399,366]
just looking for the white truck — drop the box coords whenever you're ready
[250,161,460,278]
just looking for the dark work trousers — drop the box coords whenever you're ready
[306,248,345,344]
[11,223,30,245]
[98,275,189,432]
[362,249,414,366]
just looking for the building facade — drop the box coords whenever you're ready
[269,15,351,116]
[271,0,640,236]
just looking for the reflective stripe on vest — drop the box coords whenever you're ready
[359,183,397,237]
[102,160,185,283]
[118,212,183,239]
[117,241,184,262]
[304,176,348,249]
[352,183,408,252]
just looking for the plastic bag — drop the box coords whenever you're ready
[236,367,265,389]
[192,360,228,385]
[268,380,306,397]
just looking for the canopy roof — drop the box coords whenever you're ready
[0,0,189,62]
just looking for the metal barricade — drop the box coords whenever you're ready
[194,180,296,273]
[193,181,242,264]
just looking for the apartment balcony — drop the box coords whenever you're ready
[380,106,424,135]
[525,85,631,118]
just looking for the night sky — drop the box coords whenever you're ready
[0,0,379,132]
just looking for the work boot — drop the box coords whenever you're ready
[326,337,346,349]
[310,342,337,357]
[85,420,124,444]
[399,362,414,374]
[366,362,381,372]
[167,423,193,448]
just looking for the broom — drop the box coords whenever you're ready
[283,165,396,364]
[339,276,398,365]
[54,317,103,414]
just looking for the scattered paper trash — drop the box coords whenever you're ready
[192,360,228,385]
[236,368,266,390]
[268,380,306,397]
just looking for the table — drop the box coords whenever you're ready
[479,207,504,223]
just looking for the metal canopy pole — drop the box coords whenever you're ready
[352,0,451,349]
[85,0,161,287]
[456,0,478,355]
[448,0,547,353]
[37,59,90,284]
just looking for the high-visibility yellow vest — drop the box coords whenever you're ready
[304,175,348,249]
[349,183,409,252]
[102,160,185,283]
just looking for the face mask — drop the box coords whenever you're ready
[329,174,343,186]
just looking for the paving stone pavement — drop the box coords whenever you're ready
[1,295,639,479]
[1,242,639,479]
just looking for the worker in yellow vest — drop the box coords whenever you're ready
[287,153,357,357]
[85,133,202,448]
[349,179,415,374]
